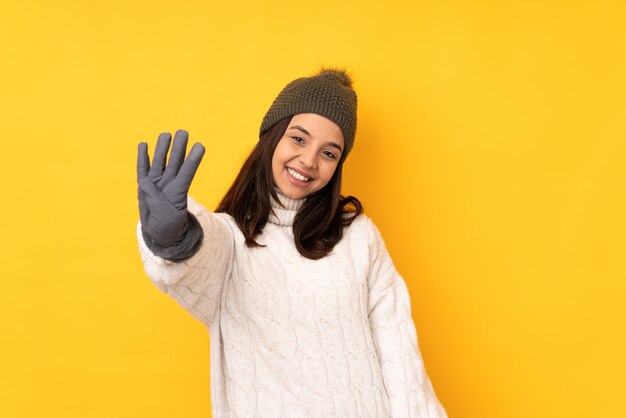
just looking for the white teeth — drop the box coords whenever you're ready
[287,167,310,182]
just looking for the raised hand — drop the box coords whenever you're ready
[137,130,206,245]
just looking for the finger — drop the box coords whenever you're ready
[163,130,189,179]
[176,142,206,192]
[137,142,150,179]
[148,132,172,178]
[137,186,150,227]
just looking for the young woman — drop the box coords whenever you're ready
[136,68,447,417]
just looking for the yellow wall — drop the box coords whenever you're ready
[1,0,624,416]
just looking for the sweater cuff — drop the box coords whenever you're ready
[141,212,204,261]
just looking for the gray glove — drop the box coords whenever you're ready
[137,130,205,246]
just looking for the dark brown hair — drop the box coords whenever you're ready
[215,116,363,260]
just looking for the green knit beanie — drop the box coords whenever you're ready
[259,67,358,158]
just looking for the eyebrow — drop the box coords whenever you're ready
[288,125,344,152]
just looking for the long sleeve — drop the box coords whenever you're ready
[136,195,234,327]
[366,217,447,418]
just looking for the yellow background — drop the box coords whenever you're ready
[1,0,624,417]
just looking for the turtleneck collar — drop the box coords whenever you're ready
[268,187,306,226]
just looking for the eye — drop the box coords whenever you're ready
[323,150,337,160]
[291,136,304,144]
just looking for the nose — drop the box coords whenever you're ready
[298,147,317,169]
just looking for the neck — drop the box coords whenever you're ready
[268,187,306,226]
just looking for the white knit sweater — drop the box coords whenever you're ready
[136,191,447,418]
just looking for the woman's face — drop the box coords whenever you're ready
[271,113,345,200]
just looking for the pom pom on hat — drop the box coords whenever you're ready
[316,67,354,87]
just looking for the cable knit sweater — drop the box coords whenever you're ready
[136,190,447,418]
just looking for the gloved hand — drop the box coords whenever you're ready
[137,130,205,245]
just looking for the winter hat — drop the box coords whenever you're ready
[259,67,358,158]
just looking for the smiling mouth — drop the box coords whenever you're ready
[287,167,312,182]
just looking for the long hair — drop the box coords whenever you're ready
[215,117,363,260]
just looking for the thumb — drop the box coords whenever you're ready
[137,177,175,213]
[137,186,150,228]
